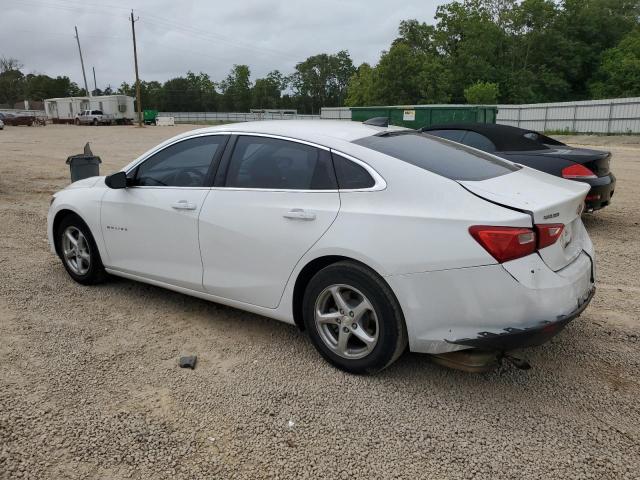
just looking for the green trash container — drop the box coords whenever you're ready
[66,143,102,182]
[143,109,158,125]
[351,105,498,129]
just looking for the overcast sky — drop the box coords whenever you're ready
[1,0,443,90]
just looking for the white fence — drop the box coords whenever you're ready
[160,111,320,123]
[497,98,640,134]
[320,107,351,120]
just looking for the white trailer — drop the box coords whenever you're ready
[44,95,135,125]
[89,95,135,124]
[45,97,89,124]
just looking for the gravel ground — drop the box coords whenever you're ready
[1,125,639,479]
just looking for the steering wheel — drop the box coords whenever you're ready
[172,167,206,187]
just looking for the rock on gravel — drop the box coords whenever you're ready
[1,125,639,479]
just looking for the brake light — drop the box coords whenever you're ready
[562,164,596,179]
[536,223,564,249]
[469,226,536,263]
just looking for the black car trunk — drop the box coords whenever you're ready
[537,145,611,177]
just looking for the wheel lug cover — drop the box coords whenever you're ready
[343,327,349,333]
[349,311,354,317]
[352,323,357,329]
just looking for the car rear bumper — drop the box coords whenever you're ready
[584,173,615,211]
[387,249,595,355]
[447,286,595,350]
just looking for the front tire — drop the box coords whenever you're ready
[56,214,107,285]
[303,261,407,374]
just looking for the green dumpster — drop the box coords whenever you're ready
[350,105,497,129]
[143,109,158,125]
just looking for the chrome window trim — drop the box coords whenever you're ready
[122,131,387,193]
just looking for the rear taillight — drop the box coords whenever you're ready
[562,164,596,179]
[536,223,564,249]
[470,223,566,262]
[469,226,536,263]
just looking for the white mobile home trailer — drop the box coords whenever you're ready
[45,97,89,124]
[90,95,135,124]
[44,95,135,124]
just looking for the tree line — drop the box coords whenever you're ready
[1,0,639,113]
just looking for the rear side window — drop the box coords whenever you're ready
[461,131,496,152]
[225,136,337,189]
[425,129,466,142]
[353,132,519,181]
[332,153,375,189]
[91,110,102,115]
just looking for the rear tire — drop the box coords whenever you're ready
[92,119,98,126]
[56,214,107,285]
[302,261,407,374]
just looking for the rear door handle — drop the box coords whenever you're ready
[283,208,316,221]
[171,200,197,210]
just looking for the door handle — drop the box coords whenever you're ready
[283,208,316,221]
[171,200,197,210]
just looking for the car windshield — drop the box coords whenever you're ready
[353,131,520,181]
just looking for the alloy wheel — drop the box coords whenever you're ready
[61,226,91,275]
[314,284,379,359]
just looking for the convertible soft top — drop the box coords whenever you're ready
[422,122,566,152]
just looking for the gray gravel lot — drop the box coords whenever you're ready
[1,125,639,479]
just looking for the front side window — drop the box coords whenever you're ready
[354,131,519,181]
[224,136,337,190]
[134,135,226,187]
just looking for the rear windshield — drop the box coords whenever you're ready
[353,131,520,181]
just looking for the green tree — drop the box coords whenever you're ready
[345,63,380,106]
[464,81,499,103]
[0,57,24,106]
[220,65,251,112]
[290,51,355,113]
[590,28,640,98]
[251,70,286,109]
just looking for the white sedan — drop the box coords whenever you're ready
[48,121,595,373]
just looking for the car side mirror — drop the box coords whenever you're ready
[105,171,127,189]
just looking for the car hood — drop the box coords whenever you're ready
[64,176,105,190]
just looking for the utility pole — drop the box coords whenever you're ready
[130,10,143,127]
[74,26,90,97]
[92,67,98,94]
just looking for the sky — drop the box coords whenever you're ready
[0,0,443,90]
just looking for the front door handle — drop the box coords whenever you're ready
[171,200,197,210]
[283,208,316,221]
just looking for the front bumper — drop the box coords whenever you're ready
[448,286,595,350]
[584,174,615,211]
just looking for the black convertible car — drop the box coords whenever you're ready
[421,123,615,211]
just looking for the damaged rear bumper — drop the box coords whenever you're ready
[447,286,595,351]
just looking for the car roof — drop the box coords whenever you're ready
[187,120,407,145]
[422,122,551,151]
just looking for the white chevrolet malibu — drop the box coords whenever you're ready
[48,120,595,373]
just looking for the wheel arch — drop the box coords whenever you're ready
[52,208,87,257]
[291,255,403,331]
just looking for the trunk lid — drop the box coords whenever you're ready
[536,145,611,177]
[460,166,590,271]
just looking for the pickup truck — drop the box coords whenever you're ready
[75,110,114,126]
